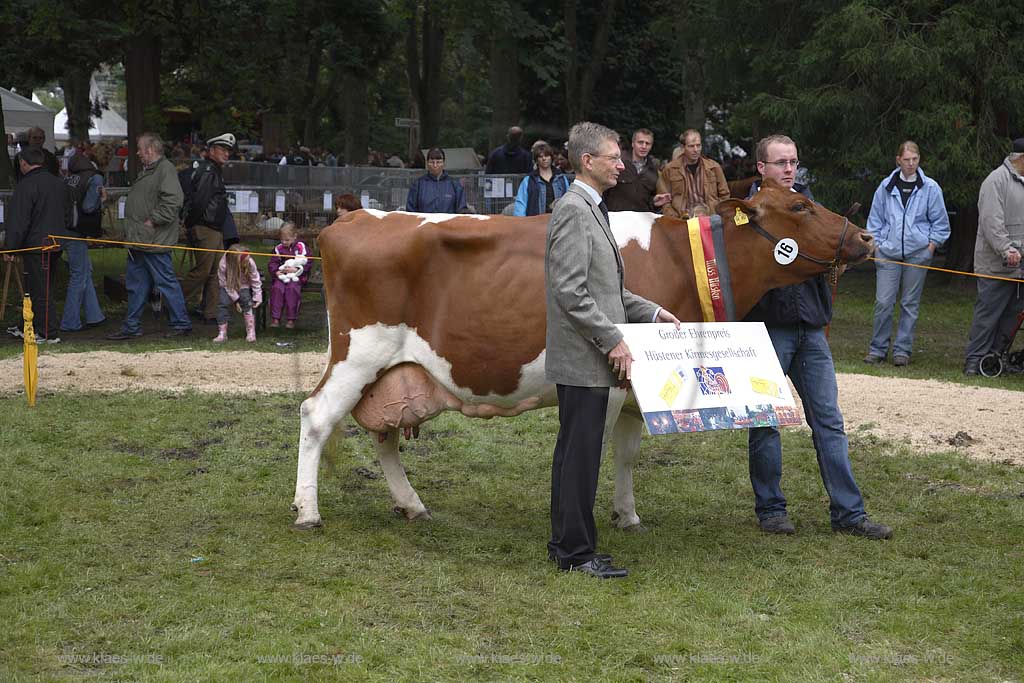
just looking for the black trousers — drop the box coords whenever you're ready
[549,384,610,568]
[21,252,58,338]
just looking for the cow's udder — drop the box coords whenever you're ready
[351,363,543,433]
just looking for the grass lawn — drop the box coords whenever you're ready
[1,245,1023,680]
[1,392,1023,682]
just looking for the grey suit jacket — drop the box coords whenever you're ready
[545,183,660,387]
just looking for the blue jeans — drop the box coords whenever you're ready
[868,250,932,358]
[748,324,866,527]
[60,239,105,331]
[120,250,192,335]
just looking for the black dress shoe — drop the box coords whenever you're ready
[560,557,628,579]
[163,328,193,338]
[549,550,612,564]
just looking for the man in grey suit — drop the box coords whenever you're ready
[545,122,680,579]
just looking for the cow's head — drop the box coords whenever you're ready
[717,179,874,275]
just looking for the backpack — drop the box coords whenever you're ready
[65,168,102,237]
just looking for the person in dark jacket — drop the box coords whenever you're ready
[602,128,670,212]
[59,153,106,332]
[12,126,59,182]
[181,133,235,323]
[405,148,467,213]
[3,146,69,341]
[512,143,571,216]
[744,134,892,541]
[485,126,532,175]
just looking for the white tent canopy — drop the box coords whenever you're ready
[1,87,57,150]
[53,76,127,142]
[53,106,127,142]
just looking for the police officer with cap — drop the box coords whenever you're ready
[181,132,237,323]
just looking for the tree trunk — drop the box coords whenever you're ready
[676,4,707,132]
[488,35,520,152]
[304,55,342,148]
[563,0,578,126]
[564,0,617,125]
[944,204,978,275]
[61,65,94,144]
[420,0,443,148]
[342,74,369,166]
[125,35,162,180]
[262,112,287,157]
[406,0,444,149]
[680,50,706,131]
[577,0,617,120]
[298,35,324,145]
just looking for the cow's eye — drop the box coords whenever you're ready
[790,202,809,213]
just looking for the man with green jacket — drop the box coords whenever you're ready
[107,133,192,340]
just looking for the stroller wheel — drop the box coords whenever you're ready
[979,353,1003,378]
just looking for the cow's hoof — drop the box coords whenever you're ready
[611,510,643,530]
[621,522,648,534]
[393,505,432,521]
[292,517,323,530]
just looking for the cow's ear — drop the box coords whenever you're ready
[717,197,760,225]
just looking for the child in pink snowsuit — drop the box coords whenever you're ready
[267,222,309,328]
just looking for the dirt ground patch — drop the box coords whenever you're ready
[2,350,1021,466]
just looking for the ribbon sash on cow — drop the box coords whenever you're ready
[686,215,736,322]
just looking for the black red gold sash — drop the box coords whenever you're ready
[686,215,735,322]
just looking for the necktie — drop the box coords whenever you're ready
[598,201,609,225]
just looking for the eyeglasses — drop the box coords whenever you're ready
[589,153,623,163]
[763,159,800,169]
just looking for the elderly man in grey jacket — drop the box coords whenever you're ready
[544,121,680,579]
[964,138,1024,375]
[107,133,192,340]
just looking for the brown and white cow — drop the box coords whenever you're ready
[292,181,874,529]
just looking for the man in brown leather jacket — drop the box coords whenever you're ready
[656,129,730,219]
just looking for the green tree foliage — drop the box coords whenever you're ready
[2,0,1022,190]
[732,0,1024,208]
[0,0,125,143]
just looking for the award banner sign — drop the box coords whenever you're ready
[616,322,801,435]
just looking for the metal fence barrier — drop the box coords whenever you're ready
[220,163,531,215]
[0,165,539,241]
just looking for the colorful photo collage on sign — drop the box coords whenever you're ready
[643,403,801,435]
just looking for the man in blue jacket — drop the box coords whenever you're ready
[864,141,949,366]
[745,134,892,540]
